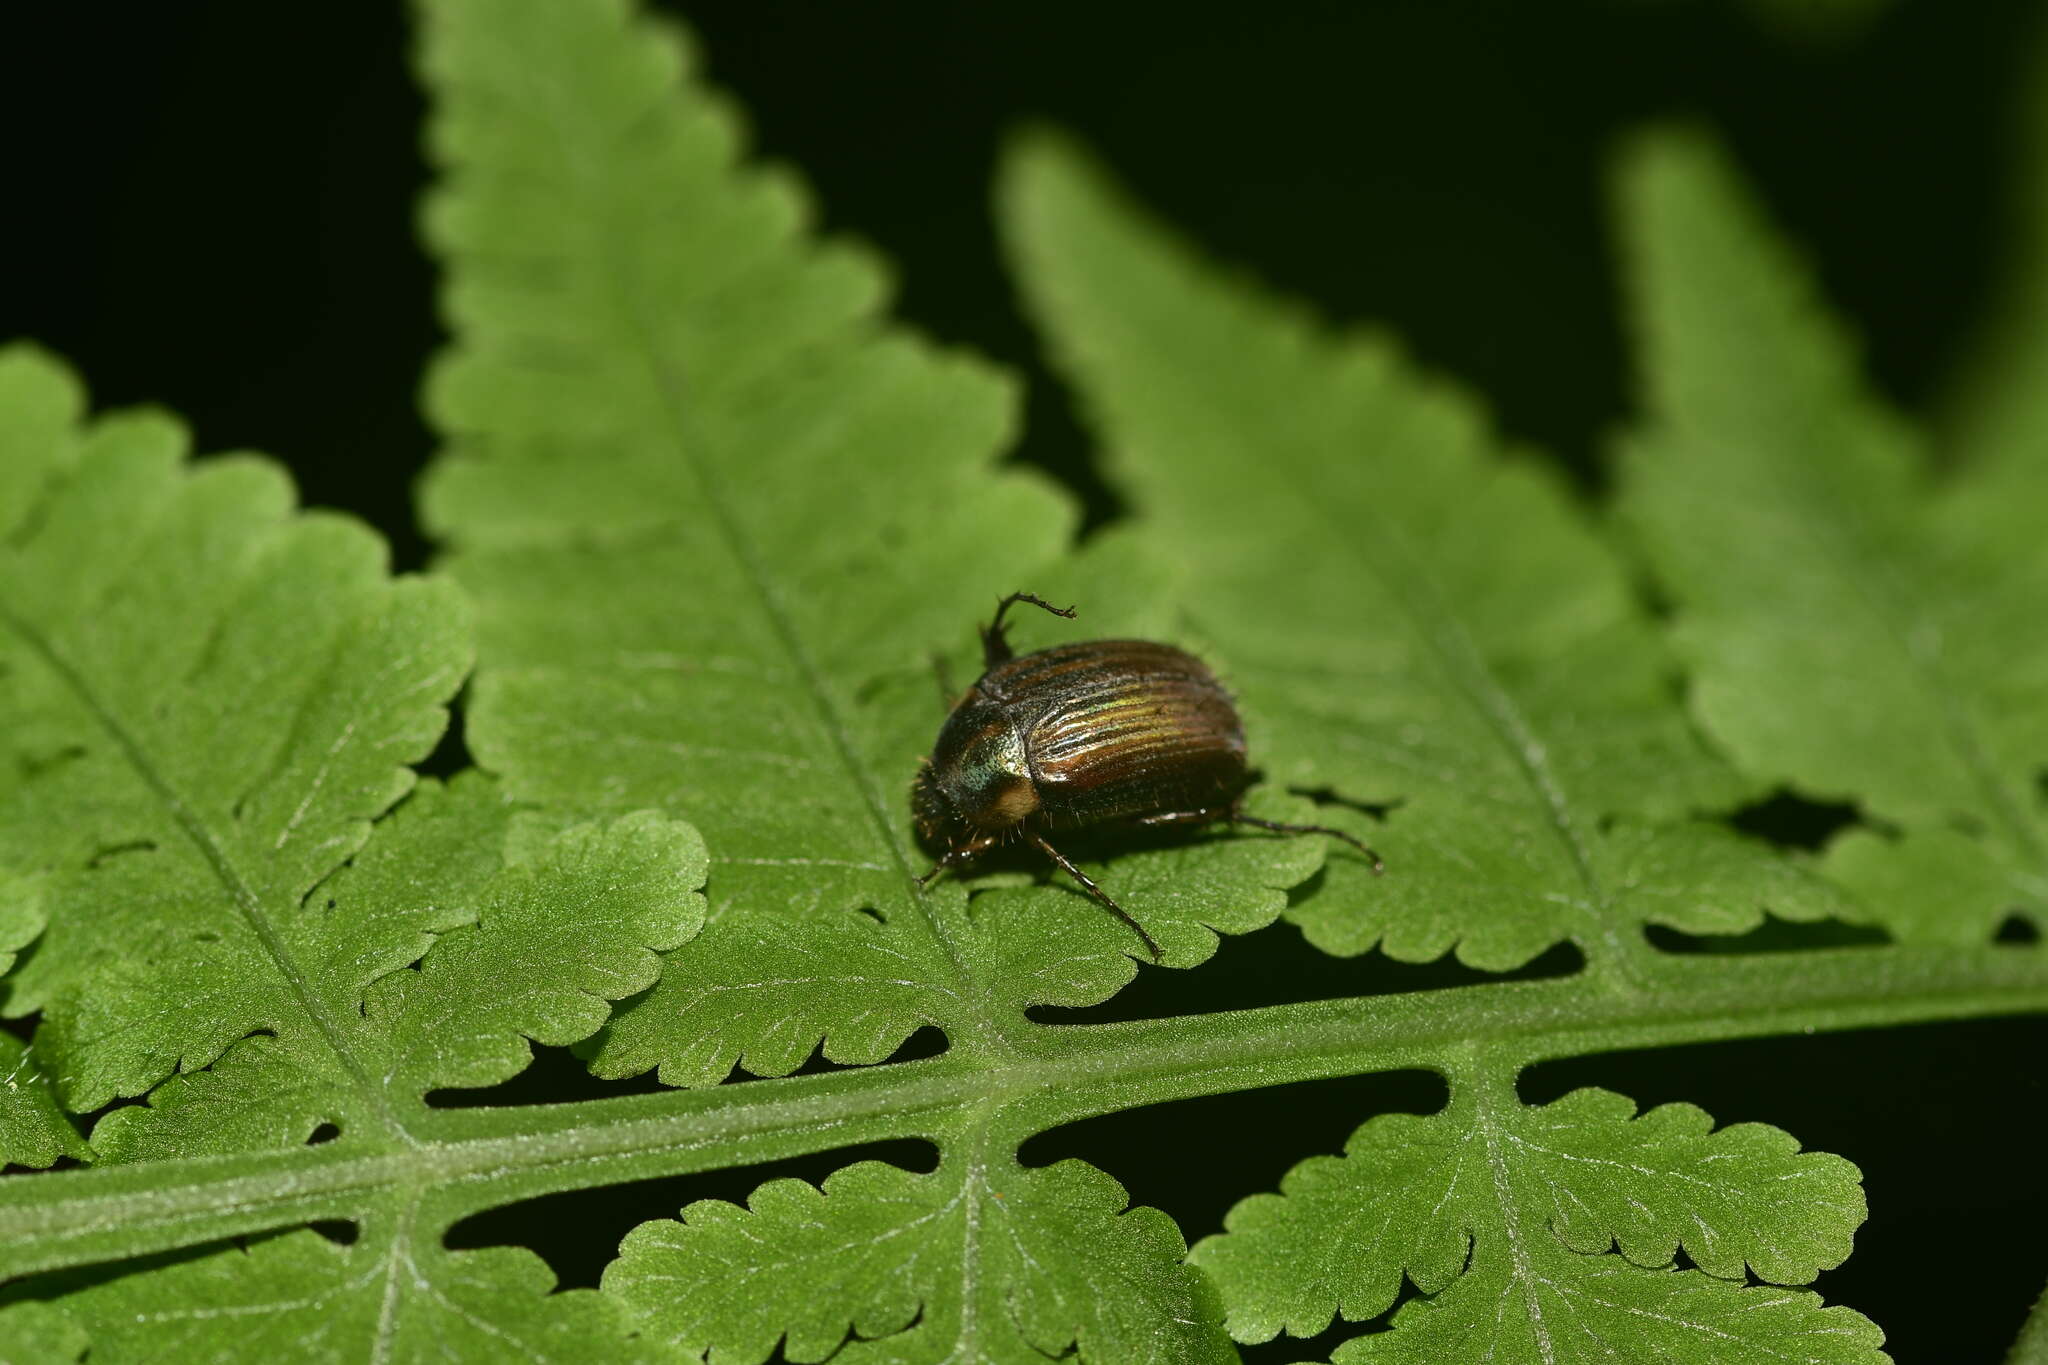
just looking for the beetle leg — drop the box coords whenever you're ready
[1132,806,1229,828]
[1229,807,1385,874]
[1024,829,1163,962]
[981,591,1077,668]
[929,651,959,712]
[916,833,1001,887]
[1131,806,1384,873]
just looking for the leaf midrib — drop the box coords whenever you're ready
[497,49,1007,1048]
[1472,1066,1560,1364]
[611,278,1009,1048]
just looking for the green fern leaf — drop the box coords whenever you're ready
[1615,130,2048,943]
[998,131,1855,974]
[3,3,2047,1358]
[21,1234,659,1364]
[0,1300,87,1364]
[1191,1087,1870,1357]
[0,349,705,1358]
[1331,1256,1880,1364]
[0,345,87,548]
[417,0,1325,1092]
[606,1158,1228,1364]
[998,131,1892,1361]
[0,349,469,1109]
[0,1034,85,1171]
[86,777,703,1163]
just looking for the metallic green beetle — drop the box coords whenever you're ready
[913,593,1381,959]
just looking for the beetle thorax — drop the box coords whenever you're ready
[923,694,1041,836]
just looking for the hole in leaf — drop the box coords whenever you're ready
[427,1029,953,1107]
[75,1095,143,1139]
[1643,912,1889,955]
[856,906,885,924]
[778,1024,950,1075]
[1018,1070,1447,1249]
[745,1305,931,1364]
[1238,1269,1430,1361]
[443,1138,940,1290]
[415,710,471,782]
[1727,789,1860,851]
[87,839,157,868]
[1029,930,1582,1026]
[306,1122,340,1146]
[1663,1244,1746,1280]
[308,1220,357,1245]
[427,1041,678,1108]
[728,1026,953,1085]
[18,744,86,780]
[1517,1016,2048,1362]
[1995,913,2040,945]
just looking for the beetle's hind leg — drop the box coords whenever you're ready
[1132,806,1228,829]
[981,591,1076,667]
[1229,807,1385,874]
[1130,805,1382,872]
[1024,829,1163,962]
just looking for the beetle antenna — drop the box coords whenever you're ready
[1025,829,1162,961]
[1230,812,1385,874]
[983,592,1078,667]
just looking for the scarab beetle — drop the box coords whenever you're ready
[912,592,1381,960]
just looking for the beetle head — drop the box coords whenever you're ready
[914,695,1040,848]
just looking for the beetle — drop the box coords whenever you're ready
[912,591,1382,960]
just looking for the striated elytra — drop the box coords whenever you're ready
[912,592,1382,960]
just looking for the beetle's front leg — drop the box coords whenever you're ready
[916,833,1001,887]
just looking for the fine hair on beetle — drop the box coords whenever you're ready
[912,591,1383,961]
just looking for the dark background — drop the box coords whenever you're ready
[5,0,2047,1358]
